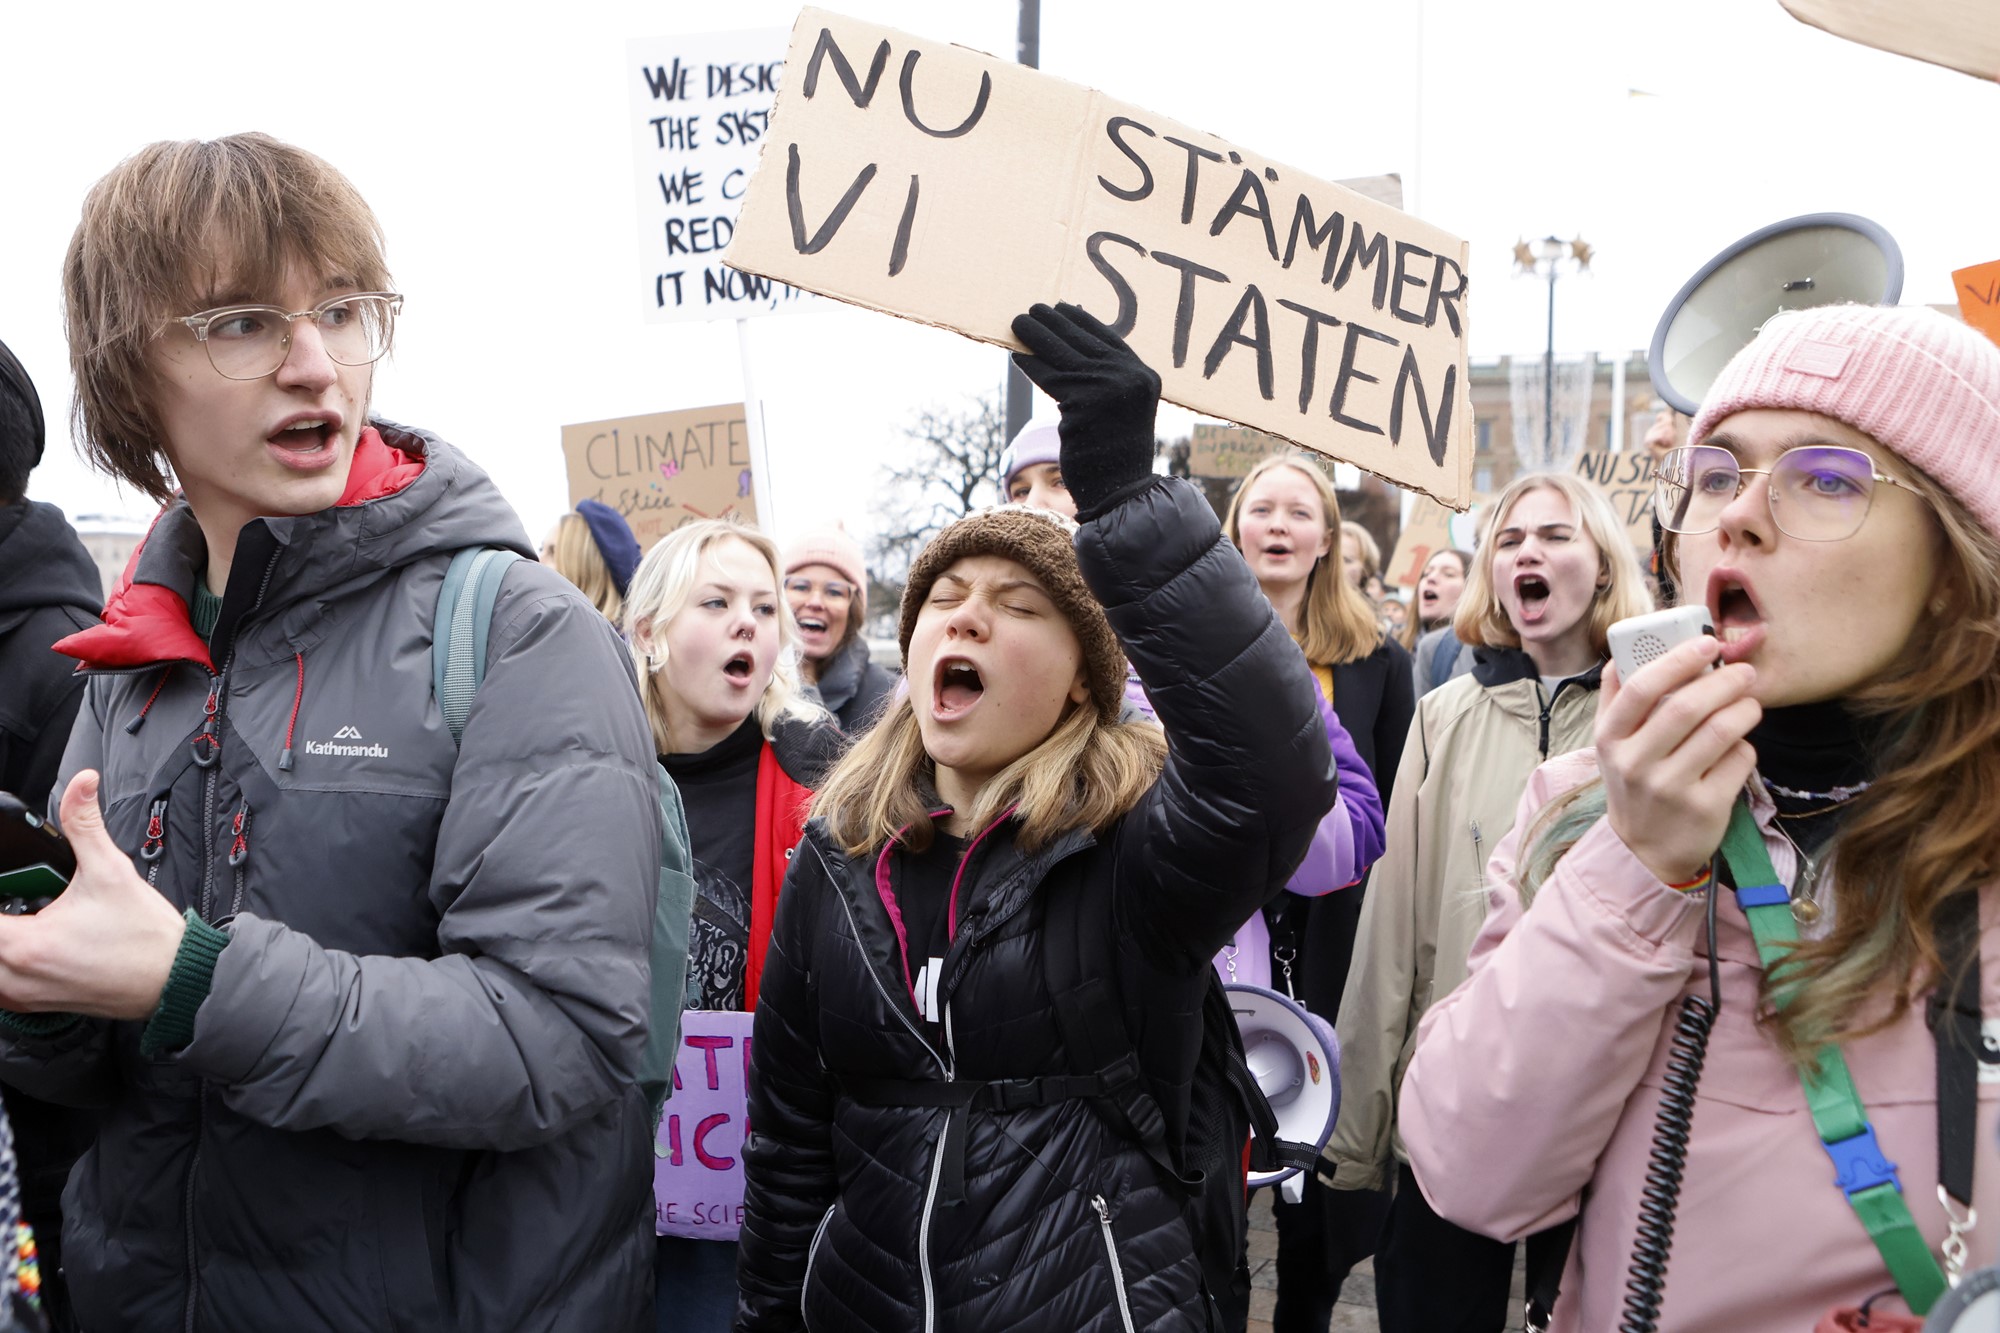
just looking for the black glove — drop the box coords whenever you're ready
[1010,302,1161,521]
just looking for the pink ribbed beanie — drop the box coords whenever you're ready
[1688,304,2000,541]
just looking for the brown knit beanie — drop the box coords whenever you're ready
[898,505,1128,724]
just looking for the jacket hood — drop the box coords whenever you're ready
[1469,645,1604,695]
[55,421,531,671]
[0,500,102,622]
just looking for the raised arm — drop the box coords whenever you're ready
[1011,302,1338,970]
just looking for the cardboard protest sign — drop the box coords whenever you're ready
[724,10,1474,507]
[562,402,759,552]
[654,1009,756,1240]
[1955,259,2000,349]
[629,29,818,321]
[1189,424,1317,480]
[1572,449,1656,552]
[1781,0,2000,83]
[1385,497,1455,590]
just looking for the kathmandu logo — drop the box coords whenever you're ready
[305,724,389,759]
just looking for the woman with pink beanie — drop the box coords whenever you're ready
[782,524,898,734]
[1399,303,2000,1330]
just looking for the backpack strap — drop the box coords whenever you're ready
[433,547,521,746]
[1041,877,1202,1194]
[1721,801,1952,1316]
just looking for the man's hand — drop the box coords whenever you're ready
[0,771,188,1020]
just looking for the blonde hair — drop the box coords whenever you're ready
[1343,523,1382,583]
[814,690,1165,857]
[1223,454,1383,667]
[64,134,392,502]
[546,513,623,625]
[623,520,823,752]
[1452,472,1652,657]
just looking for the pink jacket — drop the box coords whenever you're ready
[1400,749,2000,1332]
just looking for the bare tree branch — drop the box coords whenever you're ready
[864,393,1008,630]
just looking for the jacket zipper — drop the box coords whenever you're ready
[917,1132,947,1333]
[1470,820,1486,891]
[816,842,954,1332]
[821,844,951,1077]
[182,546,281,1333]
[800,1204,836,1329]
[1091,1195,1139,1333]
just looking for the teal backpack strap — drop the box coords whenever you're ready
[642,768,696,1129]
[1720,802,1949,1315]
[433,548,521,746]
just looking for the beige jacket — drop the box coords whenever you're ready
[1324,649,1601,1189]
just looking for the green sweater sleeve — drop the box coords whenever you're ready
[140,911,231,1056]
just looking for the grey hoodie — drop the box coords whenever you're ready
[0,424,661,1332]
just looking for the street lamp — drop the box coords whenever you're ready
[1513,235,1594,462]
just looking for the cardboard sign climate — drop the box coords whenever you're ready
[724,9,1475,508]
[654,1009,755,1241]
[561,402,759,552]
[628,29,818,322]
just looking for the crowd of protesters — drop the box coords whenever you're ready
[0,130,1994,1333]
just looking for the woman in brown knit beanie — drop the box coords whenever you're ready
[737,304,1341,1333]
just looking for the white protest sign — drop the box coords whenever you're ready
[628,29,818,322]
[725,10,1474,507]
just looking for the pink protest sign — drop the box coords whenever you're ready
[654,1008,756,1240]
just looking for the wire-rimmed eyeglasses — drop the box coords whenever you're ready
[176,292,402,381]
[1654,443,1922,543]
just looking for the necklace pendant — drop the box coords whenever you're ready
[1791,894,1824,927]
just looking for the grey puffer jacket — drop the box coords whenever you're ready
[737,479,1339,1333]
[809,633,898,735]
[0,424,661,1333]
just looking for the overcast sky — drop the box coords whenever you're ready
[4,0,1995,546]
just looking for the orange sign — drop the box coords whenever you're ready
[1954,259,2000,349]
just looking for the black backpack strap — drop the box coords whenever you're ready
[1041,878,1201,1194]
[1522,1219,1576,1332]
[1929,892,1982,1210]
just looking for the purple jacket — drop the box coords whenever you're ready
[1198,673,1384,988]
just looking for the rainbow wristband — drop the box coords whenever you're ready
[1665,866,1714,894]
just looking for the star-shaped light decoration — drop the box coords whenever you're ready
[1513,239,1538,271]
[1570,238,1595,270]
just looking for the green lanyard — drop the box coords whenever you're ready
[1718,801,1949,1315]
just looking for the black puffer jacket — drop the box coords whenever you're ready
[0,500,101,804]
[737,479,1338,1333]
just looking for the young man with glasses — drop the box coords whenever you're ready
[0,134,664,1332]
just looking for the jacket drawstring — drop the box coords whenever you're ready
[278,652,305,772]
[124,665,174,735]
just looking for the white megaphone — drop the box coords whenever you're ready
[1225,983,1341,1204]
[1649,212,1904,417]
